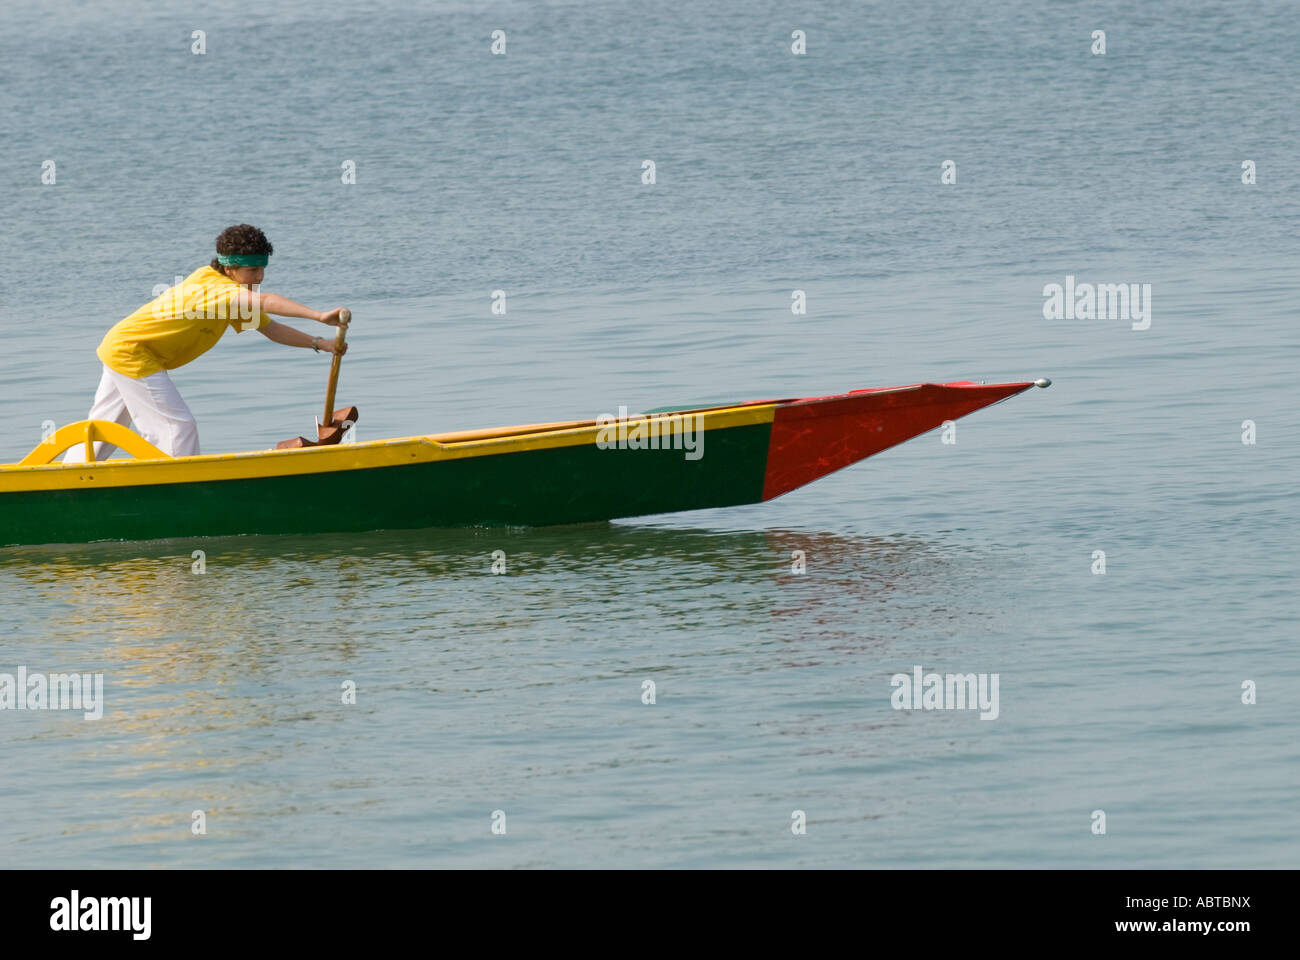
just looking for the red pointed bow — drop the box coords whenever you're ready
[761,381,1035,501]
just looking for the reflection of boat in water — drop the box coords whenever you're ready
[2,519,1001,866]
[2,523,982,655]
[0,379,1048,546]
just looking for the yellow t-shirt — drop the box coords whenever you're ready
[97,266,272,378]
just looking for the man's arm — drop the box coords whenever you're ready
[258,320,347,355]
[236,290,347,326]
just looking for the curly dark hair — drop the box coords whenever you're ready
[211,224,273,274]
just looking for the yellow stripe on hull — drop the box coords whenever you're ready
[0,403,776,494]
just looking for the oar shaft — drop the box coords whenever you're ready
[322,308,350,425]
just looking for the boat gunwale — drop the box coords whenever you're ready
[1,400,780,472]
[0,399,782,493]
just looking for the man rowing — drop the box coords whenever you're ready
[63,224,348,462]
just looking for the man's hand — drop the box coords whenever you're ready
[318,307,350,327]
[324,338,349,356]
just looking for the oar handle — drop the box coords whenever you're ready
[322,308,351,426]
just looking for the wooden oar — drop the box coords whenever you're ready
[316,308,353,443]
[276,309,359,450]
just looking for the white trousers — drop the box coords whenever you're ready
[62,364,200,462]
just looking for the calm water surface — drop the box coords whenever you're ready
[0,0,1296,867]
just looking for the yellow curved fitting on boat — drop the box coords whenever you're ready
[17,420,172,466]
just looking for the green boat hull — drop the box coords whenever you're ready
[1,423,772,544]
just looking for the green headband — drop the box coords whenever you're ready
[217,253,269,267]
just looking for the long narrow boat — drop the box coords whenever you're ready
[0,379,1048,546]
